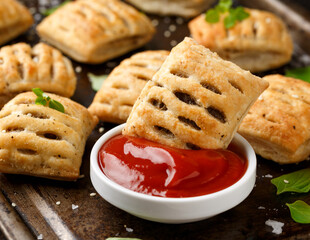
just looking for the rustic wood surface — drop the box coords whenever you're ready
[1,0,310,239]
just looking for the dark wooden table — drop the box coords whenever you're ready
[1,0,310,239]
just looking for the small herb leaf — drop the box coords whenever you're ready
[205,9,220,23]
[271,168,310,195]
[49,99,65,113]
[32,88,65,113]
[88,73,108,92]
[42,0,71,16]
[205,0,249,29]
[287,200,310,224]
[285,66,310,83]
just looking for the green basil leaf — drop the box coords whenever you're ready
[285,66,310,83]
[106,238,142,240]
[35,96,47,106]
[32,88,44,97]
[224,14,236,29]
[287,200,310,224]
[216,0,232,13]
[42,0,71,16]
[88,73,108,92]
[49,99,65,113]
[234,6,250,21]
[271,168,310,195]
[205,9,220,23]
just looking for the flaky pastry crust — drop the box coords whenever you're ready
[189,9,293,72]
[0,0,33,45]
[88,50,169,123]
[36,0,155,63]
[0,92,98,180]
[123,37,268,149]
[125,0,215,18]
[238,74,310,164]
[0,43,76,108]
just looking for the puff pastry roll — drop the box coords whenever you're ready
[88,50,169,123]
[123,38,268,149]
[0,92,98,180]
[0,43,76,108]
[238,75,310,164]
[0,0,33,46]
[189,9,293,72]
[36,0,155,64]
[125,0,215,18]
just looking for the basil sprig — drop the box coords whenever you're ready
[32,88,65,113]
[271,168,310,195]
[285,66,310,83]
[205,0,250,29]
[271,168,310,224]
[287,200,310,224]
[42,0,71,16]
[88,73,108,92]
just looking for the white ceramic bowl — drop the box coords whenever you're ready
[90,124,256,224]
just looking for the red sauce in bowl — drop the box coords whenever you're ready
[98,134,247,198]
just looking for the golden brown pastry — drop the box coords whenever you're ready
[125,0,216,18]
[0,0,33,45]
[123,37,268,149]
[238,74,310,164]
[188,9,293,72]
[36,0,155,64]
[0,42,76,108]
[88,50,169,123]
[0,92,98,181]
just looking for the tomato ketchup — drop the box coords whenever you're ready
[98,134,247,198]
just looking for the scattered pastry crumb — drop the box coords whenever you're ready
[151,19,159,27]
[283,179,289,184]
[169,24,176,32]
[170,40,178,47]
[291,94,299,98]
[99,127,104,133]
[265,219,284,235]
[176,17,184,25]
[75,66,82,73]
[37,234,43,240]
[258,206,265,210]
[27,113,32,117]
[56,201,61,205]
[11,203,16,207]
[90,193,96,197]
[78,174,85,179]
[124,225,133,233]
[2,130,6,133]
[264,174,273,178]
[72,204,79,210]
[164,31,171,38]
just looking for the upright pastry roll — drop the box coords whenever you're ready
[0,43,76,108]
[123,37,268,149]
[189,9,293,72]
[0,0,33,45]
[0,92,98,181]
[238,74,310,164]
[36,0,155,64]
[125,0,216,18]
[88,50,169,123]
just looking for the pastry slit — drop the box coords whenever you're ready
[154,125,175,138]
[174,91,199,106]
[201,82,222,95]
[149,98,167,111]
[206,106,226,123]
[178,116,201,130]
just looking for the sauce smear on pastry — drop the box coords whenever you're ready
[98,134,247,198]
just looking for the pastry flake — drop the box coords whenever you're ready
[0,42,76,108]
[125,0,215,18]
[189,9,293,72]
[88,50,169,123]
[0,0,33,45]
[238,74,310,164]
[0,92,98,181]
[123,37,268,149]
[36,0,155,64]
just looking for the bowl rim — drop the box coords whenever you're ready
[90,123,256,204]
